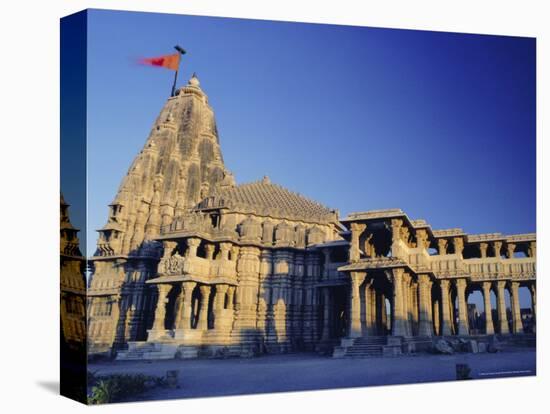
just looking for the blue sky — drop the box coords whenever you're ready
[82,10,535,305]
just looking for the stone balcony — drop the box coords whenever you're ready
[428,254,467,277]
[338,250,535,283]
[157,254,238,284]
[412,251,536,281]
[464,257,536,281]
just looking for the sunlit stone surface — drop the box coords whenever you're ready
[86,75,536,360]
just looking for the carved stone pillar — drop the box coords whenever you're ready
[205,243,215,260]
[162,240,178,259]
[226,286,236,332]
[370,284,378,335]
[433,299,440,336]
[528,241,536,258]
[529,284,536,333]
[439,280,452,336]
[402,273,412,336]
[448,288,456,335]
[234,246,261,342]
[175,281,196,330]
[496,281,509,334]
[380,292,388,334]
[479,242,488,258]
[360,282,367,334]
[362,281,374,335]
[349,223,366,262]
[411,281,419,335]
[455,278,469,335]
[493,241,502,258]
[506,243,516,259]
[417,274,433,337]
[390,219,404,258]
[510,281,523,334]
[196,285,211,331]
[416,229,429,251]
[427,280,433,332]
[320,288,331,341]
[376,289,385,335]
[218,242,231,260]
[391,268,407,336]
[529,283,537,316]
[453,237,464,257]
[148,283,172,340]
[213,284,230,331]
[227,286,235,310]
[349,272,366,337]
[482,282,494,335]
[437,239,448,255]
[185,237,201,258]
[270,250,292,346]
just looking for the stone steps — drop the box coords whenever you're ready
[333,336,388,358]
[116,342,178,360]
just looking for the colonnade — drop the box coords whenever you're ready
[148,281,236,340]
[347,269,535,338]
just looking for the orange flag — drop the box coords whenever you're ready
[139,52,180,71]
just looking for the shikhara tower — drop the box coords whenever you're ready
[88,74,536,360]
[88,75,235,353]
[97,74,229,257]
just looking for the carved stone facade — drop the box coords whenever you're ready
[334,211,536,355]
[87,76,536,360]
[60,194,86,346]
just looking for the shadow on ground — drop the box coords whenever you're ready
[37,381,59,395]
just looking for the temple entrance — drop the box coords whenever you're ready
[331,286,348,338]
[365,273,392,336]
[317,285,348,341]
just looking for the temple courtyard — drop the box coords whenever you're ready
[89,349,536,401]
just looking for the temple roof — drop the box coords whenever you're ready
[198,177,338,224]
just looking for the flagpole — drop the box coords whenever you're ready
[171,69,179,97]
[171,45,186,97]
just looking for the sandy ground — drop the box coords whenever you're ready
[89,349,536,401]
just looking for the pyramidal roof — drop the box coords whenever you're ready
[199,176,338,224]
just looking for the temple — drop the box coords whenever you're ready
[87,75,536,360]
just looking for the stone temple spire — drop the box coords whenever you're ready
[95,74,229,256]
